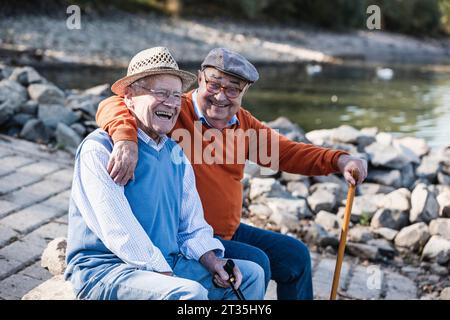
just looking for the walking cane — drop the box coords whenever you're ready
[330,168,360,300]
[224,259,246,300]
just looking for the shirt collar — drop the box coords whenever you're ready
[137,128,168,151]
[192,89,240,128]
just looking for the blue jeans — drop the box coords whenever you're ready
[73,255,265,300]
[218,223,313,300]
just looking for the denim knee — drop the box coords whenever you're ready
[168,281,209,300]
[289,240,312,279]
[250,249,271,288]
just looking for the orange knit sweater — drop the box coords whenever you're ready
[96,91,347,239]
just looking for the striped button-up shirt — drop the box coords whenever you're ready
[71,128,224,273]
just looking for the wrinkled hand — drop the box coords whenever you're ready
[337,154,368,186]
[107,140,138,186]
[200,252,242,290]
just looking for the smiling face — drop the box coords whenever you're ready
[196,67,249,129]
[124,74,182,141]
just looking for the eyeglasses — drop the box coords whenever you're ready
[132,84,182,104]
[202,71,247,99]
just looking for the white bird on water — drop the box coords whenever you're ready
[306,64,322,76]
[376,67,394,80]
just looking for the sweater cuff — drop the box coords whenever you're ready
[330,150,350,173]
[111,127,138,144]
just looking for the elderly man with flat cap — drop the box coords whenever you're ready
[65,47,265,300]
[95,47,368,300]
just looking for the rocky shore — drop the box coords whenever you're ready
[1,64,450,299]
[2,13,450,67]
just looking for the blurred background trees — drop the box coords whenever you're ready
[3,0,450,36]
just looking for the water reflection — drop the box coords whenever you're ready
[36,62,450,148]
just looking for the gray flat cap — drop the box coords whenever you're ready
[201,48,259,83]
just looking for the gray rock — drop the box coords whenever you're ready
[367,169,402,188]
[70,123,87,137]
[287,181,309,198]
[22,275,75,300]
[18,100,38,115]
[56,123,82,149]
[315,210,340,231]
[348,225,374,243]
[84,83,111,96]
[360,127,378,137]
[41,237,67,276]
[357,183,395,195]
[410,183,439,223]
[28,83,65,105]
[365,142,410,169]
[395,222,430,252]
[305,129,333,146]
[421,235,450,265]
[0,79,28,125]
[331,125,362,144]
[346,242,379,261]
[345,194,383,222]
[375,132,394,146]
[394,136,429,158]
[429,218,450,240]
[440,287,450,300]
[392,139,421,165]
[373,227,398,241]
[367,238,396,259]
[12,113,34,126]
[436,187,450,217]
[249,178,290,201]
[19,119,50,143]
[430,263,449,276]
[416,154,441,182]
[356,135,376,151]
[401,163,416,188]
[307,189,337,213]
[303,222,338,248]
[438,172,450,186]
[371,208,409,230]
[38,104,79,129]
[380,188,411,213]
[267,197,312,230]
[265,116,308,143]
[9,66,44,86]
[280,172,310,183]
[248,203,272,219]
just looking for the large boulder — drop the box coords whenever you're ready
[9,66,44,86]
[38,104,80,129]
[266,197,312,230]
[249,178,290,201]
[395,222,430,252]
[371,208,409,231]
[19,118,50,143]
[421,235,450,265]
[0,79,28,125]
[429,218,450,240]
[28,83,65,105]
[365,142,411,169]
[265,117,308,143]
[410,183,439,224]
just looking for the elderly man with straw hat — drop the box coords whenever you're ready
[64,47,265,300]
[96,47,368,300]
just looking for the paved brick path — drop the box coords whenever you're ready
[0,134,418,300]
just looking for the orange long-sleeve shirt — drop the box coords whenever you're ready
[96,91,347,239]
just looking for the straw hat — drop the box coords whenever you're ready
[111,47,197,95]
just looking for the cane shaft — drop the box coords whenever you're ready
[330,169,359,300]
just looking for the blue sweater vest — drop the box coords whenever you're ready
[65,129,186,290]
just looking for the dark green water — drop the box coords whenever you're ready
[36,62,450,148]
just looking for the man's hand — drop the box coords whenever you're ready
[337,154,368,186]
[107,140,138,186]
[200,251,242,289]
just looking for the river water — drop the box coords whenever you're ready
[36,62,450,148]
